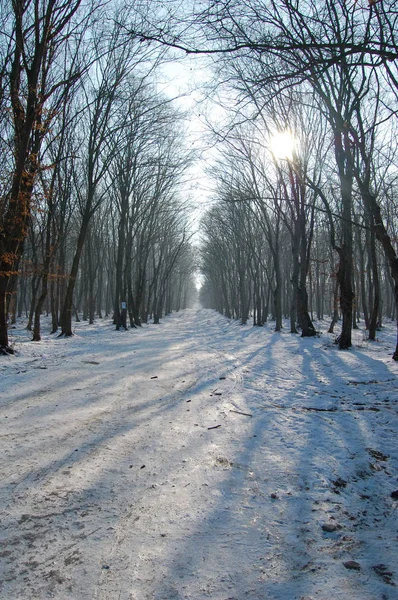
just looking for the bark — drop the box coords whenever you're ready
[60,218,90,336]
[6,274,18,326]
[290,237,299,334]
[361,189,398,359]
[335,244,354,349]
[273,251,283,331]
[114,202,128,330]
[298,287,316,337]
[328,279,339,334]
[0,168,35,351]
[334,128,354,350]
[368,224,380,341]
[27,275,40,331]
[50,277,58,334]
[357,226,369,328]
[32,196,54,341]
[0,282,12,353]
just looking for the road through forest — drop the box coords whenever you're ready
[1,309,398,599]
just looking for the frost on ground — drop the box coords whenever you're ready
[1,308,398,600]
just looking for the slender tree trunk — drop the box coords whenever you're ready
[17,272,26,318]
[298,287,316,337]
[0,282,10,354]
[358,186,398,359]
[114,215,127,329]
[50,276,58,334]
[357,229,369,328]
[368,224,380,341]
[334,129,354,350]
[60,218,90,336]
[290,236,299,333]
[32,200,54,341]
[273,252,283,331]
[328,278,340,334]
[27,275,40,331]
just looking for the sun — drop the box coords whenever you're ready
[270,130,297,161]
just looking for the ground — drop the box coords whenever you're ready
[1,308,398,600]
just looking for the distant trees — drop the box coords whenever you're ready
[147,0,398,359]
[201,87,397,343]
[59,24,138,337]
[0,3,196,352]
[2,0,398,362]
[110,82,192,329]
[204,0,398,353]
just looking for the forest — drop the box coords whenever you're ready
[1,0,398,357]
[2,3,398,599]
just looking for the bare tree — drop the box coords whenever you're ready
[0,0,92,353]
[59,21,158,336]
[135,0,398,358]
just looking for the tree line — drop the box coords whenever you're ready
[137,0,398,360]
[2,0,398,361]
[0,1,197,354]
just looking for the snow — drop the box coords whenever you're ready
[1,309,398,600]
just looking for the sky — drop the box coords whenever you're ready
[157,55,222,236]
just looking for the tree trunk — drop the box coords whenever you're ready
[298,287,316,337]
[328,279,339,334]
[0,281,12,354]
[334,129,354,350]
[357,229,369,328]
[60,218,90,336]
[114,214,127,330]
[27,275,40,331]
[336,244,354,349]
[290,238,299,334]
[368,224,380,341]
[32,200,54,341]
[50,276,58,334]
[368,197,398,358]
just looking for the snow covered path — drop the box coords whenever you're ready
[1,309,398,600]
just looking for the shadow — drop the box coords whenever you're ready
[1,310,397,599]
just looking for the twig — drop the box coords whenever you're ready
[302,407,337,412]
[230,409,253,417]
[208,424,221,430]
